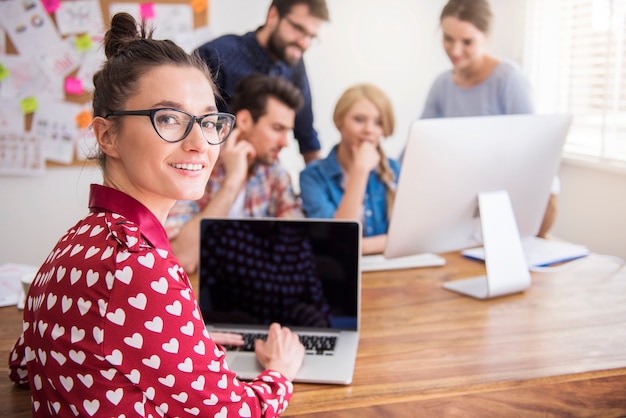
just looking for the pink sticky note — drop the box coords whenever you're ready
[140,3,156,19]
[65,77,84,96]
[41,0,61,13]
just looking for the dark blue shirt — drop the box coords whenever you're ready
[196,30,320,154]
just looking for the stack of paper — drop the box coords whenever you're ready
[0,263,38,308]
[462,237,590,267]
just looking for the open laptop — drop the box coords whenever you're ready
[198,218,361,384]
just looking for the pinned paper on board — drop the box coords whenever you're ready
[32,99,83,164]
[109,2,194,40]
[0,28,6,54]
[55,0,105,35]
[0,55,58,100]
[0,131,46,176]
[0,0,63,55]
[0,99,26,132]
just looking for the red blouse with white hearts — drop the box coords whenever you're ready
[9,184,293,417]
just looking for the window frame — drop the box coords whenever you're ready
[524,0,626,174]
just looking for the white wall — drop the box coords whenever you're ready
[1,0,624,265]
[554,161,626,259]
[0,165,102,265]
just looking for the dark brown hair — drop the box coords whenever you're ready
[271,0,330,21]
[230,74,304,122]
[440,0,493,34]
[91,13,215,166]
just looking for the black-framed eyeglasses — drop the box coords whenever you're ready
[283,16,318,42]
[104,108,235,145]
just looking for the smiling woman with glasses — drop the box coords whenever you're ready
[9,12,305,418]
[104,108,235,144]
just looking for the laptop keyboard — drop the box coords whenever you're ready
[221,332,337,355]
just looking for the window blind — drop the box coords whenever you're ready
[524,0,626,164]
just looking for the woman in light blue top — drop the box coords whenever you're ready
[300,83,400,254]
[419,0,555,236]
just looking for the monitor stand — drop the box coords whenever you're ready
[443,190,531,299]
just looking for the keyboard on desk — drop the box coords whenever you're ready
[361,252,446,272]
[222,331,337,356]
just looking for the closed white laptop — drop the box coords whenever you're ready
[199,218,361,385]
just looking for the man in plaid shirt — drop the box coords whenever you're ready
[165,74,305,274]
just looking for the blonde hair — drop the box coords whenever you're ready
[333,83,397,219]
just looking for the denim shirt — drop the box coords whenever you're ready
[299,145,400,237]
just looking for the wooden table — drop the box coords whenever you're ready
[2,252,625,417]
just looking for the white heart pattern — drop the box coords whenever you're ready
[9,209,294,416]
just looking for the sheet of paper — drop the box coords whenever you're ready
[0,54,59,100]
[36,37,81,81]
[462,236,591,267]
[55,0,105,35]
[0,99,26,131]
[0,130,45,175]
[109,3,194,40]
[32,99,82,164]
[0,28,6,54]
[0,263,38,308]
[0,0,63,55]
[172,25,214,53]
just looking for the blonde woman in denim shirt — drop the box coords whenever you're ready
[300,83,400,254]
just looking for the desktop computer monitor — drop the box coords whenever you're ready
[386,113,572,299]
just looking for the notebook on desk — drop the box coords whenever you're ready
[198,218,361,385]
[462,236,590,267]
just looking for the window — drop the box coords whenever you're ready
[524,0,626,166]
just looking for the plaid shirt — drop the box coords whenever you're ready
[165,160,303,239]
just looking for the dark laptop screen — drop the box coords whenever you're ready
[199,218,360,331]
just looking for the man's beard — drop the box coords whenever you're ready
[267,30,302,67]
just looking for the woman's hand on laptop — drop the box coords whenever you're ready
[211,332,245,347]
[254,322,305,381]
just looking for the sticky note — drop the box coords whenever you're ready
[75,34,93,52]
[75,110,93,130]
[0,63,9,82]
[20,97,38,114]
[140,3,156,19]
[41,0,61,13]
[65,77,84,95]
[190,0,208,14]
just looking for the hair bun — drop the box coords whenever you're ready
[104,12,148,59]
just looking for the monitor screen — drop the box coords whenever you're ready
[198,218,361,330]
[385,113,572,258]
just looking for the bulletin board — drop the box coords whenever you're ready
[0,0,209,173]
